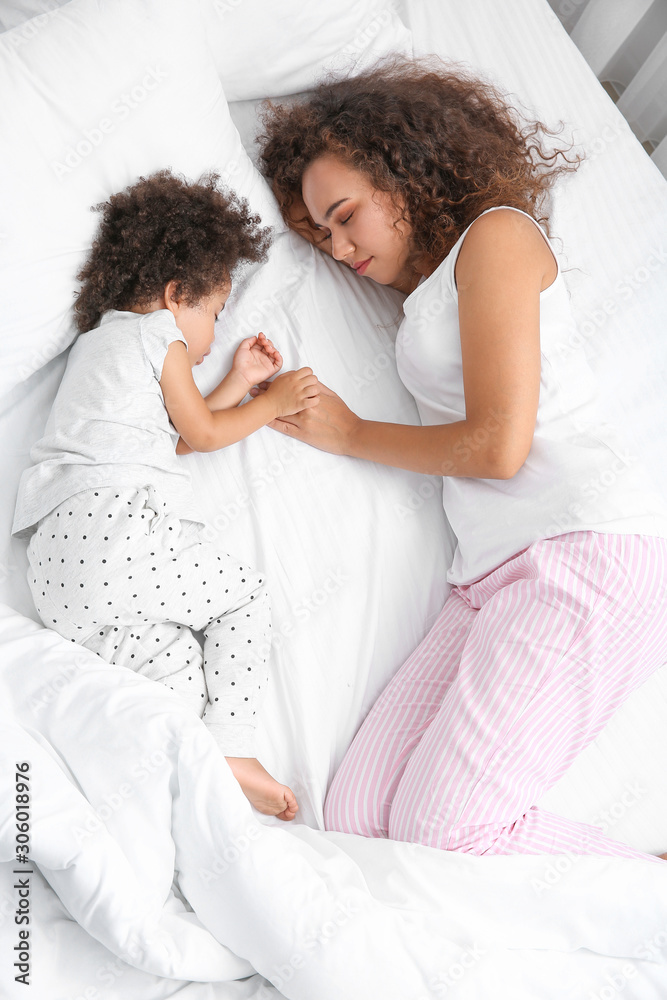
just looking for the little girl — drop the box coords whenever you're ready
[11,168,319,820]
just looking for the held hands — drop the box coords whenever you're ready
[249,380,359,455]
[232,332,282,389]
[233,334,320,417]
[263,367,320,418]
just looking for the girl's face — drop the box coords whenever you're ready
[170,282,231,367]
[301,155,418,288]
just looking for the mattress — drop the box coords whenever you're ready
[2,1,667,998]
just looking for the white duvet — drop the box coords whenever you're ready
[3,605,667,1000]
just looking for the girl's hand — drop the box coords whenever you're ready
[232,333,282,389]
[250,380,360,455]
[263,368,320,418]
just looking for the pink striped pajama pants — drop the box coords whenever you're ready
[324,531,667,861]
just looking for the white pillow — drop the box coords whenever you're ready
[0,0,286,396]
[200,0,414,102]
[0,1,414,98]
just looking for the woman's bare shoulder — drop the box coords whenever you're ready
[455,208,557,293]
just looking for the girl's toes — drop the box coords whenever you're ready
[277,786,298,821]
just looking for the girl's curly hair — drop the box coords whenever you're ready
[74,169,273,332]
[257,53,583,277]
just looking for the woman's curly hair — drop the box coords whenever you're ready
[74,169,273,332]
[257,53,583,277]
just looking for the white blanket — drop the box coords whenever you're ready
[2,605,667,1000]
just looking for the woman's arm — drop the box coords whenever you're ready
[251,210,553,480]
[250,386,513,478]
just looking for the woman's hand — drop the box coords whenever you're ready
[232,332,282,389]
[250,380,361,455]
[263,367,320,418]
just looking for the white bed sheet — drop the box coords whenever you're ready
[2,0,667,998]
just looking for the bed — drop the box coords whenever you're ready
[1,0,667,997]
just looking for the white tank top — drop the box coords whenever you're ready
[396,205,667,587]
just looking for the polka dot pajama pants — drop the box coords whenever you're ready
[26,485,271,757]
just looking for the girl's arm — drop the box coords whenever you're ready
[175,333,283,455]
[161,342,318,453]
[202,369,256,411]
[251,210,553,479]
[175,371,252,455]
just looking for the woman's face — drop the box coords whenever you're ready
[300,155,417,288]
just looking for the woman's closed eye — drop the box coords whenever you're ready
[314,213,352,244]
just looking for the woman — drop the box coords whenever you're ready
[253,55,667,861]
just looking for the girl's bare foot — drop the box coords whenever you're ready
[659,852,667,861]
[225,756,299,821]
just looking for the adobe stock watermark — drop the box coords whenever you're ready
[196,565,350,719]
[393,406,513,519]
[352,347,394,392]
[58,943,144,999]
[340,8,395,57]
[590,781,648,835]
[587,963,639,1000]
[394,475,443,522]
[634,922,667,961]
[200,437,308,539]
[556,244,667,362]
[198,821,264,886]
[556,0,588,18]
[12,319,74,386]
[541,445,639,537]
[212,0,245,15]
[614,243,667,300]
[531,782,651,897]
[0,551,19,588]
[227,566,351,672]
[229,261,309,339]
[423,944,487,997]
[401,283,456,351]
[267,895,361,994]
[71,737,180,846]
[0,2,63,53]
[441,408,513,473]
[50,66,168,180]
[584,119,628,163]
[27,648,93,713]
[530,848,589,896]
